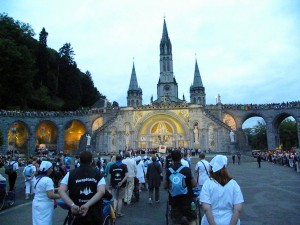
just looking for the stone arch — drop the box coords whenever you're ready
[8,121,30,155]
[35,120,58,152]
[223,113,237,131]
[64,120,87,153]
[136,111,189,149]
[273,112,298,149]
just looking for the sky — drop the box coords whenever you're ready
[1,0,300,111]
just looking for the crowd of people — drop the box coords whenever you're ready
[0,149,246,225]
[254,150,300,172]
[222,101,300,110]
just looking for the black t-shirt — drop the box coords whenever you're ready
[165,154,173,168]
[109,162,128,188]
[166,162,194,207]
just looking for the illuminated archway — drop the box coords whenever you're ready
[8,121,29,155]
[137,113,187,149]
[35,121,58,151]
[64,120,86,153]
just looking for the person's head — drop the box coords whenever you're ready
[27,159,33,164]
[171,150,181,162]
[151,155,157,162]
[39,161,53,175]
[125,153,130,158]
[116,154,122,161]
[199,153,205,159]
[209,155,232,186]
[79,151,93,165]
[111,155,116,163]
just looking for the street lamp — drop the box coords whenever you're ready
[11,126,17,157]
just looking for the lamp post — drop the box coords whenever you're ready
[11,126,17,157]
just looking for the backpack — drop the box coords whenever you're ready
[24,165,33,177]
[5,162,16,175]
[168,165,188,197]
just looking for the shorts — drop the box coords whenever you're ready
[170,204,197,223]
[112,187,125,200]
[137,176,145,183]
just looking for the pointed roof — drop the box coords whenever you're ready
[128,62,139,90]
[160,18,172,55]
[192,60,203,87]
[162,18,169,41]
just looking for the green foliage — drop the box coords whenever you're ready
[244,118,298,150]
[243,120,268,150]
[279,118,298,150]
[0,13,103,110]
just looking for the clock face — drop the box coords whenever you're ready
[164,85,170,91]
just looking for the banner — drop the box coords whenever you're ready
[158,145,167,154]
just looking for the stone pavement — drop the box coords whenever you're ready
[0,155,300,225]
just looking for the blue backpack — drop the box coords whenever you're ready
[24,165,32,177]
[168,165,188,197]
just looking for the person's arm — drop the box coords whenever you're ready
[191,177,197,188]
[229,203,243,225]
[79,183,106,216]
[118,172,128,187]
[58,183,80,214]
[46,189,60,199]
[202,203,217,225]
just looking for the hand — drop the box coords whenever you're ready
[117,182,122,187]
[70,204,80,215]
[79,204,89,216]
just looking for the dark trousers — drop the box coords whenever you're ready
[8,172,17,191]
[149,187,160,201]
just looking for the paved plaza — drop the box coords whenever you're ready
[0,155,300,225]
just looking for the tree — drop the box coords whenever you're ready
[80,71,101,107]
[243,120,267,150]
[279,118,298,150]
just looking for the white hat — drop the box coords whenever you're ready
[209,155,228,172]
[135,156,142,161]
[39,161,53,172]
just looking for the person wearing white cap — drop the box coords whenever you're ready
[32,161,60,225]
[200,155,244,225]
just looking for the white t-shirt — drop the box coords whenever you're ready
[195,159,210,186]
[180,158,190,167]
[200,179,244,225]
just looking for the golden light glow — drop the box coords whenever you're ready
[64,120,86,152]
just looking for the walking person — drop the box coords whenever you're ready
[58,151,106,225]
[23,159,36,199]
[7,157,18,191]
[195,153,210,191]
[232,154,236,164]
[32,161,60,225]
[135,156,146,192]
[165,150,197,225]
[237,152,241,165]
[109,154,128,217]
[257,153,262,168]
[200,155,244,225]
[122,153,136,205]
[146,155,162,204]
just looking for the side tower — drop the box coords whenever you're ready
[190,59,206,105]
[127,62,143,107]
[156,18,182,103]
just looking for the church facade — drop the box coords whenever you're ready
[95,19,232,153]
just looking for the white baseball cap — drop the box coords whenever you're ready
[209,155,228,172]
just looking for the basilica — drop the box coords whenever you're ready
[93,19,233,154]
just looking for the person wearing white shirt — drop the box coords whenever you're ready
[180,158,190,167]
[122,153,137,205]
[23,159,36,199]
[200,155,244,225]
[195,153,210,190]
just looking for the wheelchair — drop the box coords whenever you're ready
[58,198,115,225]
[166,187,202,225]
[0,180,16,210]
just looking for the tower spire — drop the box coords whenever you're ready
[127,61,143,107]
[190,59,206,105]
